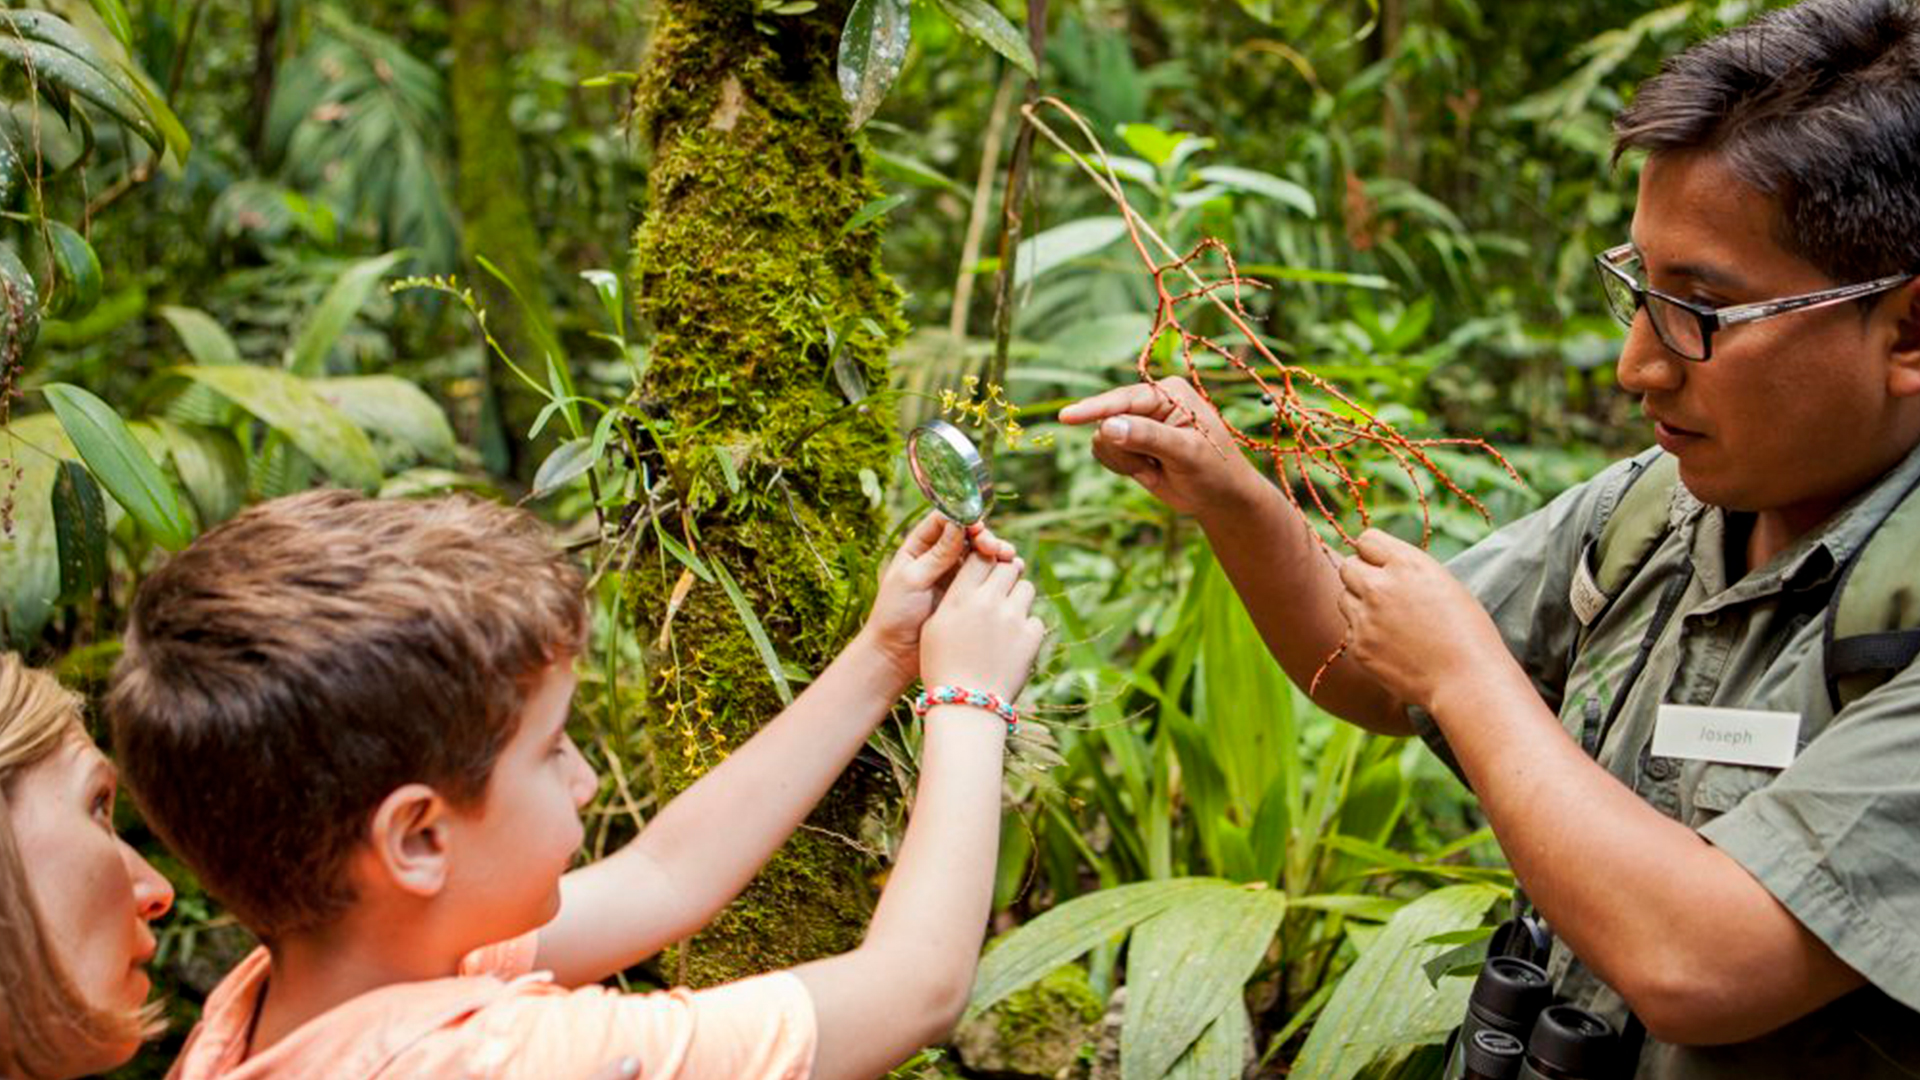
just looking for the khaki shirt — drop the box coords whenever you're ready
[1416,442,1920,1079]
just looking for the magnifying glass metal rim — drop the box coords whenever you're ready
[907,418,994,525]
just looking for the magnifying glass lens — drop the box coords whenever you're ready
[908,420,993,525]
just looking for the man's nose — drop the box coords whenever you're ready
[1615,310,1686,396]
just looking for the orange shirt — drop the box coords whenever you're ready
[167,935,816,1080]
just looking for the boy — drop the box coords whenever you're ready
[109,490,1046,1079]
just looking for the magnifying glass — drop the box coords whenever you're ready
[907,419,994,526]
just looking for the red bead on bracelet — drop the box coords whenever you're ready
[912,685,1018,732]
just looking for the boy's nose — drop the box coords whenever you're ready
[566,739,598,809]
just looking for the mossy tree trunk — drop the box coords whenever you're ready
[449,0,559,478]
[627,0,906,985]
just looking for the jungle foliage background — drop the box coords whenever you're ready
[0,0,1793,1077]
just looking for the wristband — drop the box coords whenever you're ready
[912,685,1019,733]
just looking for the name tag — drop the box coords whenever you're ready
[1570,555,1609,627]
[1651,705,1799,769]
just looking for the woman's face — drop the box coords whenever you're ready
[10,729,173,1071]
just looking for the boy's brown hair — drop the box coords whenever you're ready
[109,491,585,939]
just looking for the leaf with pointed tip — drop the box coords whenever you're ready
[41,383,193,550]
[531,437,595,497]
[158,305,242,365]
[929,0,1037,77]
[0,11,160,153]
[315,376,457,469]
[173,366,382,491]
[51,459,107,602]
[713,558,793,706]
[44,221,102,319]
[1121,886,1284,1080]
[837,0,912,130]
[287,251,409,376]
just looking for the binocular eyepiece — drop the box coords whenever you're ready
[1445,956,1626,1080]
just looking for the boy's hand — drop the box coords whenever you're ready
[921,554,1046,702]
[858,513,1016,691]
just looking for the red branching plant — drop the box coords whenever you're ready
[1022,97,1521,686]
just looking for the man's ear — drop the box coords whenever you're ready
[1884,280,1920,398]
[366,783,453,899]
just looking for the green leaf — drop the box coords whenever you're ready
[837,0,913,130]
[314,376,458,469]
[712,558,794,706]
[838,193,907,236]
[149,418,245,529]
[43,221,102,319]
[0,11,161,154]
[114,58,191,162]
[870,148,970,200]
[0,243,39,360]
[1292,884,1504,1080]
[928,0,1037,77]
[967,879,1227,1018]
[531,437,596,497]
[51,459,107,603]
[87,0,134,51]
[1118,123,1188,169]
[1165,1002,1249,1080]
[41,383,193,550]
[652,518,714,584]
[1194,165,1318,218]
[1121,886,1285,1080]
[174,366,382,491]
[157,305,242,365]
[579,269,626,340]
[1234,263,1395,291]
[287,251,409,376]
[1013,216,1129,288]
[1,414,76,644]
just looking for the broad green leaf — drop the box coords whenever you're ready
[929,0,1037,77]
[113,57,191,162]
[1,415,76,644]
[1195,165,1318,218]
[1121,886,1285,1080]
[1118,123,1189,169]
[51,459,106,603]
[838,193,906,236]
[1164,1002,1249,1080]
[968,878,1226,1018]
[1013,216,1129,288]
[157,306,241,365]
[87,0,134,50]
[41,383,192,550]
[837,0,912,130]
[870,148,969,200]
[1292,884,1504,1080]
[43,221,102,319]
[0,11,160,153]
[149,418,245,529]
[0,137,19,206]
[0,242,42,360]
[287,251,409,376]
[531,438,595,497]
[174,366,381,491]
[315,376,458,469]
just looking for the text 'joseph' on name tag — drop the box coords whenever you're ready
[1651,704,1799,769]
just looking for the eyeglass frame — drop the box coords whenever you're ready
[1593,243,1915,362]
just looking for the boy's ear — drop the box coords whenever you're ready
[1884,281,1920,398]
[367,783,454,899]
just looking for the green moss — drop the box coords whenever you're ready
[952,962,1104,1078]
[624,0,905,984]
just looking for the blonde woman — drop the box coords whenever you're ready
[0,651,172,1079]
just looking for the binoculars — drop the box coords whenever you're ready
[1441,955,1629,1080]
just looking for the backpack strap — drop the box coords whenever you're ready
[1824,464,1920,710]
[1592,452,1682,603]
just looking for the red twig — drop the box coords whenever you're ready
[1022,98,1521,692]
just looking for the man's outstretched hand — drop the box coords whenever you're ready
[1059,377,1264,517]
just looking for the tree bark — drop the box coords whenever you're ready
[449,0,559,478]
[628,0,905,986]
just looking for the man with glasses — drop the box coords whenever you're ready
[1061,0,1920,1075]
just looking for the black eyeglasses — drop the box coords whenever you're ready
[1593,244,1914,362]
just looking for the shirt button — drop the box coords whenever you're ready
[1644,756,1678,781]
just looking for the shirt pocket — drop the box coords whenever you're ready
[1684,761,1782,827]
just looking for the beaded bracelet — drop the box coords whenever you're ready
[912,685,1019,733]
